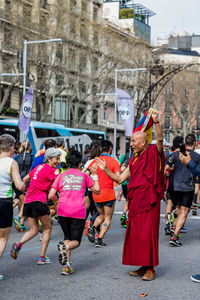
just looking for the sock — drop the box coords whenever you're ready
[66,262,71,267]
[193,194,197,204]
[172,234,177,239]
[122,212,126,218]
[40,256,45,259]
[18,242,23,248]
[97,237,102,241]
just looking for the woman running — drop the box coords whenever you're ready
[0,134,25,280]
[10,148,61,265]
[48,149,100,275]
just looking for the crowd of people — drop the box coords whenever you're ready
[0,109,200,283]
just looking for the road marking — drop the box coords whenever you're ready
[115,212,200,220]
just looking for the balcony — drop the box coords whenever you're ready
[134,19,151,43]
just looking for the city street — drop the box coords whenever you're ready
[1,193,200,300]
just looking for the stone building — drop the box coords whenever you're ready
[0,0,153,155]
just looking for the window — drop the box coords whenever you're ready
[56,75,64,92]
[93,109,98,125]
[79,81,86,94]
[80,22,88,40]
[93,30,99,45]
[82,1,88,17]
[92,85,97,96]
[91,57,98,73]
[164,116,170,128]
[70,0,77,12]
[54,97,67,121]
[79,53,87,72]
[164,131,170,143]
[69,48,75,67]
[165,101,170,112]
[78,107,86,123]
[35,128,60,138]
[40,0,47,9]
[93,6,98,22]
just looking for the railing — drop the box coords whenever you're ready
[134,19,151,43]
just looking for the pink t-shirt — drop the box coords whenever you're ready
[25,164,59,204]
[52,168,94,219]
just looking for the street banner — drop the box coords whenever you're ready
[117,89,134,136]
[18,86,34,136]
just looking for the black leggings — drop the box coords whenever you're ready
[59,216,85,244]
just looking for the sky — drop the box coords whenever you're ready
[138,0,200,43]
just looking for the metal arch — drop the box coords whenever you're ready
[134,63,197,127]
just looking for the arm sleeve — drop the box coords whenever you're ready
[113,160,120,173]
[187,160,200,177]
[51,175,61,191]
[85,174,94,189]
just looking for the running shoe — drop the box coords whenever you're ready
[95,238,107,248]
[10,242,21,259]
[61,266,74,275]
[54,215,60,223]
[169,236,182,247]
[117,191,123,201]
[37,256,53,265]
[84,220,91,237]
[58,241,68,265]
[180,227,187,233]
[0,275,3,281]
[120,214,127,227]
[191,274,200,283]
[14,216,21,231]
[164,223,171,235]
[19,224,28,232]
[88,225,96,243]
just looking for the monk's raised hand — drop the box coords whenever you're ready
[95,157,107,170]
[152,109,159,123]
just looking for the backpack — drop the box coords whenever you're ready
[17,153,33,179]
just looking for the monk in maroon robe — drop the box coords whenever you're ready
[95,110,165,281]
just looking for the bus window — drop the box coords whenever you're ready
[0,125,20,140]
[34,128,61,138]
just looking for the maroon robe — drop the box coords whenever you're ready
[122,145,165,267]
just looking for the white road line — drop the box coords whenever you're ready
[114,212,200,220]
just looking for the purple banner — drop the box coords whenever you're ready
[117,89,134,136]
[18,86,33,136]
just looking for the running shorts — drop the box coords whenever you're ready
[23,201,50,218]
[0,198,13,228]
[166,191,181,208]
[58,216,85,244]
[95,199,116,208]
[173,191,194,208]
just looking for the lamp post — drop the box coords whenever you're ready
[114,68,146,157]
[23,38,62,96]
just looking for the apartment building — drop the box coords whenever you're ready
[0,0,152,155]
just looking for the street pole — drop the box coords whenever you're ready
[114,67,146,157]
[23,38,62,96]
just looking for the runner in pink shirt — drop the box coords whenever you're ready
[10,148,61,265]
[49,149,100,275]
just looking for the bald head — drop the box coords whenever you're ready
[130,131,148,154]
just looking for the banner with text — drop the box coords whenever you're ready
[18,86,34,136]
[117,89,134,136]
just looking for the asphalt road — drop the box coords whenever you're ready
[1,192,200,300]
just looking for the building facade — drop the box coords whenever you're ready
[0,0,152,155]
